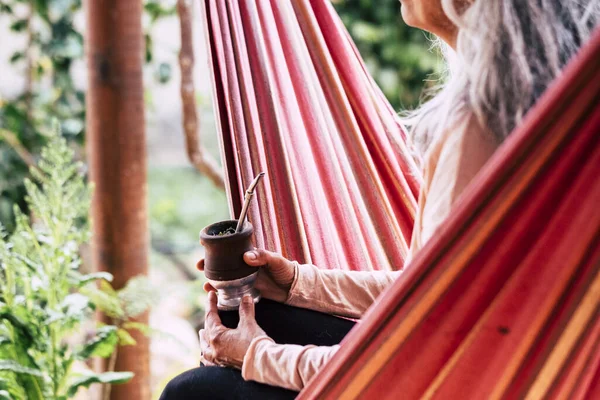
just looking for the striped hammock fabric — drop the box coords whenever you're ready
[203,0,600,398]
[202,0,420,272]
[298,28,600,399]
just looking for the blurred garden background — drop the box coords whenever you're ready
[0,0,441,398]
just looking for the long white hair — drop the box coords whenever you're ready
[406,0,600,150]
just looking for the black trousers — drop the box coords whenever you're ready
[159,299,355,400]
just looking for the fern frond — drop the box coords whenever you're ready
[117,276,157,319]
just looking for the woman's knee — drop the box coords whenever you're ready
[160,366,252,400]
[160,365,298,400]
[159,367,213,399]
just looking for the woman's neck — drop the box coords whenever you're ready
[437,27,458,50]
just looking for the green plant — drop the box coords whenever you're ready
[79,276,156,400]
[148,166,228,254]
[0,0,176,231]
[0,0,87,232]
[334,0,443,109]
[0,128,154,399]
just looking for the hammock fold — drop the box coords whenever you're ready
[203,0,600,398]
[203,0,420,272]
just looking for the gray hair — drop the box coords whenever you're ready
[406,0,600,151]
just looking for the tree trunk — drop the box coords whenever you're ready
[85,1,150,399]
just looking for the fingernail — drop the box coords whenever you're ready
[245,251,257,261]
[243,294,252,304]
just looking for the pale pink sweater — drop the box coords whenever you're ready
[241,119,498,391]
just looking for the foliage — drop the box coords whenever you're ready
[149,167,229,253]
[334,0,443,109]
[0,0,176,231]
[0,129,154,399]
[1,0,86,232]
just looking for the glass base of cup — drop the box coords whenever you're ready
[207,272,261,311]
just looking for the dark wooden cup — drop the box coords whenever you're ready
[199,220,261,310]
[199,220,256,281]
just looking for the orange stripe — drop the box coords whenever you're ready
[525,271,600,399]
[556,308,600,400]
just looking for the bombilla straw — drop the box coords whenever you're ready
[236,172,265,233]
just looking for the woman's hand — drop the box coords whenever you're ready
[199,291,267,369]
[197,249,296,303]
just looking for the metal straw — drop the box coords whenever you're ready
[235,172,265,233]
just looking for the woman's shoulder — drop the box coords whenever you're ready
[423,114,499,184]
[412,114,499,251]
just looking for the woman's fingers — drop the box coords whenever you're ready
[203,293,231,367]
[205,291,223,328]
[196,259,205,271]
[202,345,215,365]
[243,248,286,269]
[199,329,209,354]
[243,249,261,266]
[203,282,216,292]
[238,295,255,325]
[199,329,206,347]
[204,292,228,362]
[199,329,215,366]
[201,292,267,369]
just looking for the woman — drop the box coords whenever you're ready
[161,0,599,398]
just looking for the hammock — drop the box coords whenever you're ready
[202,0,600,398]
[202,0,420,272]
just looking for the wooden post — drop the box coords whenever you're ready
[85,1,150,399]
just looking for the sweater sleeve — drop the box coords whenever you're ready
[242,336,340,392]
[239,264,399,391]
[285,262,401,319]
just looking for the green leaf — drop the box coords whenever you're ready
[118,276,156,319]
[0,361,42,377]
[99,280,117,297]
[62,293,90,315]
[0,312,36,349]
[80,282,124,319]
[9,52,24,64]
[0,374,28,400]
[46,293,91,325]
[154,62,172,84]
[9,19,27,32]
[76,326,118,359]
[121,321,152,336]
[61,118,84,136]
[0,4,14,14]
[144,1,176,21]
[32,0,49,19]
[144,34,153,63]
[48,0,79,22]
[66,371,134,397]
[12,253,43,272]
[70,271,113,286]
[49,35,83,59]
[116,328,136,346]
